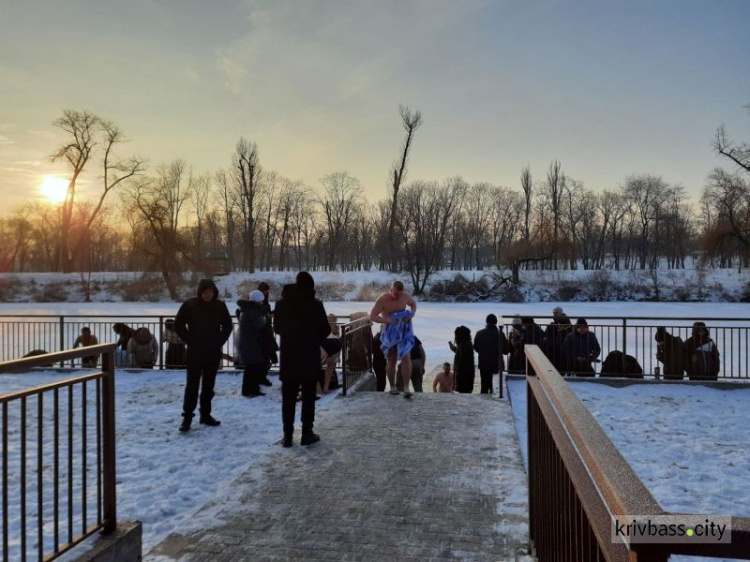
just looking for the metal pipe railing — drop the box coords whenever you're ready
[0,343,118,561]
[341,317,374,396]
[524,345,750,560]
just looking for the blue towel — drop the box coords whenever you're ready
[380,310,415,361]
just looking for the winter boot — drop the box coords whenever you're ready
[300,429,320,446]
[199,414,221,427]
[282,425,294,447]
[179,414,193,433]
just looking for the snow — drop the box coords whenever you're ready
[0,367,340,559]
[2,265,750,303]
[1,300,749,560]
[507,377,750,562]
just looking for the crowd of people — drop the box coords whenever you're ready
[68,276,723,446]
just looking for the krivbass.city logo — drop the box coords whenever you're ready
[611,515,732,545]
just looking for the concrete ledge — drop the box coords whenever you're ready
[345,371,377,393]
[76,521,142,562]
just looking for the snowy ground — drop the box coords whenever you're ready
[1,301,749,560]
[1,265,749,303]
[0,368,342,559]
[507,377,750,562]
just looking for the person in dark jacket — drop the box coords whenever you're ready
[274,271,331,447]
[600,350,643,378]
[163,318,186,368]
[684,322,720,380]
[506,315,525,374]
[562,318,601,376]
[522,317,545,347]
[257,281,273,316]
[655,327,685,380]
[237,290,275,397]
[544,307,573,371]
[112,322,135,366]
[473,314,507,394]
[255,281,278,382]
[175,279,233,432]
[449,325,475,393]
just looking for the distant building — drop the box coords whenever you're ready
[204,251,230,277]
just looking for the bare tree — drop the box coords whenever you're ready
[122,160,193,299]
[233,138,261,272]
[387,105,423,271]
[319,172,362,270]
[520,165,533,243]
[546,160,565,269]
[50,110,146,272]
[399,177,465,294]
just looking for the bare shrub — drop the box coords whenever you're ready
[355,282,390,302]
[119,273,166,301]
[589,270,612,301]
[555,281,581,301]
[32,282,68,303]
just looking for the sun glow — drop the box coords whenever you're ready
[39,175,69,204]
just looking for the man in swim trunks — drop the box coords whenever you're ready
[369,280,417,397]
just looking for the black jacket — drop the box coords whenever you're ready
[175,279,233,364]
[684,331,720,380]
[473,324,507,373]
[273,283,330,379]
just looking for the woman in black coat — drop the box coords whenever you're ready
[450,325,475,393]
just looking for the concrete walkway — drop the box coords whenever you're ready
[150,390,531,562]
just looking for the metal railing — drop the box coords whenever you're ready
[524,345,750,561]
[340,317,374,396]
[0,315,237,369]
[505,316,750,379]
[0,344,117,561]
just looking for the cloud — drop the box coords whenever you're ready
[217,0,486,102]
[0,135,13,145]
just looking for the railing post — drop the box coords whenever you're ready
[622,318,628,356]
[341,324,349,396]
[159,316,164,370]
[100,348,117,534]
[59,316,65,366]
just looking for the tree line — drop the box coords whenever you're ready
[1,107,749,296]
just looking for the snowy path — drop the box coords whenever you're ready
[150,390,531,562]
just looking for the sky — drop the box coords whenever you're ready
[1,0,749,213]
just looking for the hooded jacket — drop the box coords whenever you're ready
[236,299,274,366]
[684,326,720,380]
[273,282,330,379]
[174,279,233,363]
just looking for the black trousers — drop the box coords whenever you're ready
[456,375,475,393]
[242,362,268,395]
[182,360,219,418]
[281,375,317,433]
[479,368,495,394]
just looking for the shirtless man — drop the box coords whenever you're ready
[369,280,417,397]
[433,362,454,393]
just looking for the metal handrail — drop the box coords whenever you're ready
[341,317,374,396]
[0,344,118,561]
[524,345,750,560]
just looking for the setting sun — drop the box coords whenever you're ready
[39,175,69,204]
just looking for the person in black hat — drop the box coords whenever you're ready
[562,318,600,376]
